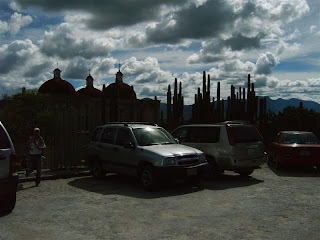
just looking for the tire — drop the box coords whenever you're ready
[140,164,157,191]
[0,193,16,214]
[237,169,254,176]
[92,160,105,179]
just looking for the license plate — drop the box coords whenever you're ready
[248,149,256,155]
[187,168,197,176]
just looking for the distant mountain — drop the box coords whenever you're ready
[265,97,320,114]
[160,97,320,120]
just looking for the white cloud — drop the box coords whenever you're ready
[0,12,32,36]
[9,12,32,35]
[0,21,8,34]
[255,52,279,75]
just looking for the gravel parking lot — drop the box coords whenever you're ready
[1,162,320,240]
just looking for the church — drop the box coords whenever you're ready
[38,67,160,125]
[36,67,160,168]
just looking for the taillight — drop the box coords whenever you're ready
[226,125,235,146]
[10,152,18,174]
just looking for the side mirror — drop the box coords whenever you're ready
[175,138,180,144]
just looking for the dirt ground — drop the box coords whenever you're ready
[1,162,320,240]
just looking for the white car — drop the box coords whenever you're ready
[86,123,208,190]
[0,121,18,213]
[172,121,267,176]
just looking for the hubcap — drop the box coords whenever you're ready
[142,169,152,186]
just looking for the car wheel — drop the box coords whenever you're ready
[92,160,105,179]
[0,192,16,214]
[237,169,254,176]
[275,156,282,170]
[140,164,157,191]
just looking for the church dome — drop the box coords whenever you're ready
[76,87,102,98]
[76,74,102,98]
[38,68,75,95]
[103,70,136,100]
[103,82,136,100]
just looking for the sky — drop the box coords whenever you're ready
[0,0,319,105]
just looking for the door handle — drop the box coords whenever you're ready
[113,148,119,151]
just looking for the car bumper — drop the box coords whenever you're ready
[0,174,18,196]
[220,153,267,171]
[154,162,209,180]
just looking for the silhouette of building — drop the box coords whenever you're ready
[35,67,160,168]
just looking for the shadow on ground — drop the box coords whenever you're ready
[68,174,205,199]
[267,160,320,177]
[68,172,263,199]
[202,173,264,190]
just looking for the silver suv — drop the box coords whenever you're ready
[86,123,208,190]
[0,121,18,214]
[171,121,267,176]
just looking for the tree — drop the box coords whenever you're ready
[0,90,54,146]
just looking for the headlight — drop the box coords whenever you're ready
[199,154,207,163]
[162,157,176,166]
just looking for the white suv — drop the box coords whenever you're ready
[171,121,267,176]
[86,123,208,190]
[0,121,18,213]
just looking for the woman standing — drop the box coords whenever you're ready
[26,128,46,186]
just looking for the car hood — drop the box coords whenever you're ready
[139,144,202,157]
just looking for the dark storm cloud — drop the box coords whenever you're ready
[23,62,51,78]
[225,34,262,51]
[146,0,235,44]
[14,0,186,29]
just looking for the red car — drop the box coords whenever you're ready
[268,131,320,170]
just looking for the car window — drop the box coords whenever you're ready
[282,133,319,144]
[92,127,103,142]
[133,127,175,146]
[116,128,133,146]
[189,127,220,143]
[100,127,117,144]
[230,125,262,143]
[171,127,189,142]
[0,124,10,149]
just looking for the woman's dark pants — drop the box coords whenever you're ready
[27,154,42,185]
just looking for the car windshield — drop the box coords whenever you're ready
[133,127,176,146]
[282,133,319,144]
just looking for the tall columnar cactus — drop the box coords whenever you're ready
[167,78,184,130]
[190,71,267,125]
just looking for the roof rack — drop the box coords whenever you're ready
[105,122,158,127]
